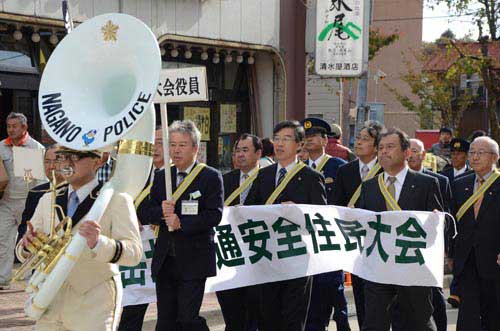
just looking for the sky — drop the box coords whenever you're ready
[422,1,480,42]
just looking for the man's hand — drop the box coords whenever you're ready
[162,200,176,218]
[497,253,500,266]
[447,258,454,271]
[22,222,36,247]
[164,214,181,230]
[79,221,101,249]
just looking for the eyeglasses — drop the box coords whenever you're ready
[468,150,495,157]
[56,154,87,163]
[273,136,295,143]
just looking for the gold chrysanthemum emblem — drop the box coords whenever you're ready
[101,20,119,42]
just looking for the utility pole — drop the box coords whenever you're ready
[354,0,372,135]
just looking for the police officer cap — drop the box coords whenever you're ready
[450,138,470,153]
[300,117,331,136]
[55,146,102,158]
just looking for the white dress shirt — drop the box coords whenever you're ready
[454,165,468,178]
[383,166,409,202]
[175,162,196,186]
[68,177,99,204]
[308,153,327,169]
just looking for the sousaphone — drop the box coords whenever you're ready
[18,13,161,320]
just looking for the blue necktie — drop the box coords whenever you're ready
[277,168,287,186]
[67,191,80,218]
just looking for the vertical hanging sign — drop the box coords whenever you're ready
[315,0,367,77]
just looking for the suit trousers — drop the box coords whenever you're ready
[37,276,120,331]
[351,274,366,329]
[306,271,350,331]
[258,276,313,331]
[361,280,436,331]
[216,285,259,331]
[457,252,500,331]
[155,256,209,331]
[0,199,24,285]
[118,303,149,331]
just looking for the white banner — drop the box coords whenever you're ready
[120,227,157,306]
[154,67,208,103]
[315,0,367,77]
[206,205,444,292]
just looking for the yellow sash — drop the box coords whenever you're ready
[154,163,206,236]
[265,162,306,205]
[347,162,381,207]
[456,170,500,221]
[377,173,402,211]
[315,155,331,172]
[224,168,259,206]
[134,182,152,209]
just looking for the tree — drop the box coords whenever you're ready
[440,29,456,40]
[385,44,475,133]
[429,0,499,40]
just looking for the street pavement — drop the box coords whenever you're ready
[1,268,458,331]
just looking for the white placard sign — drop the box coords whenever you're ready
[206,205,444,292]
[13,147,46,180]
[154,67,208,103]
[315,0,366,77]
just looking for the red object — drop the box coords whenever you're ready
[326,138,351,161]
[5,132,29,146]
[415,130,439,150]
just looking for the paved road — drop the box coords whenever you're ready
[1,275,459,331]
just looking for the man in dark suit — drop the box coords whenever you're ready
[439,137,471,308]
[440,138,472,184]
[146,120,224,331]
[216,133,261,331]
[451,136,500,331]
[332,120,385,329]
[245,120,327,331]
[407,138,452,331]
[299,117,349,331]
[119,128,164,331]
[357,128,442,331]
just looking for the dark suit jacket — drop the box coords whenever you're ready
[439,165,472,184]
[245,163,327,206]
[332,159,383,207]
[422,169,452,212]
[223,169,257,206]
[22,182,51,224]
[451,172,500,279]
[309,156,346,204]
[356,168,443,212]
[146,164,224,280]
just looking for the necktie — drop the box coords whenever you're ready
[361,165,369,180]
[177,172,187,187]
[312,162,317,169]
[277,168,287,186]
[473,177,485,219]
[386,176,397,210]
[67,191,80,218]
[240,174,250,204]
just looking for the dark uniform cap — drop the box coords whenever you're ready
[55,146,102,158]
[450,138,470,153]
[300,117,331,136]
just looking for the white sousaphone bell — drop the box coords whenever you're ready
[21,13,161,320]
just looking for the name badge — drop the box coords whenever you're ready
[181,200,198,215]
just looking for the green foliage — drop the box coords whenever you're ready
[369,28,399,60]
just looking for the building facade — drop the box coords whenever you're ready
[0,0,285,171]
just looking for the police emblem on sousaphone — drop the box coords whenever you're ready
[39,13,160,150]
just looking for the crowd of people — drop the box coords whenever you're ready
[0,111,499,331]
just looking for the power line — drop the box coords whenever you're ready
[374,13,476,22]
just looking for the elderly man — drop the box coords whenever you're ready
[452,136,500,331]
[0,112,44,290]
[23,147,143,330]
[406,138,452,331]
[147,120,224,331]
